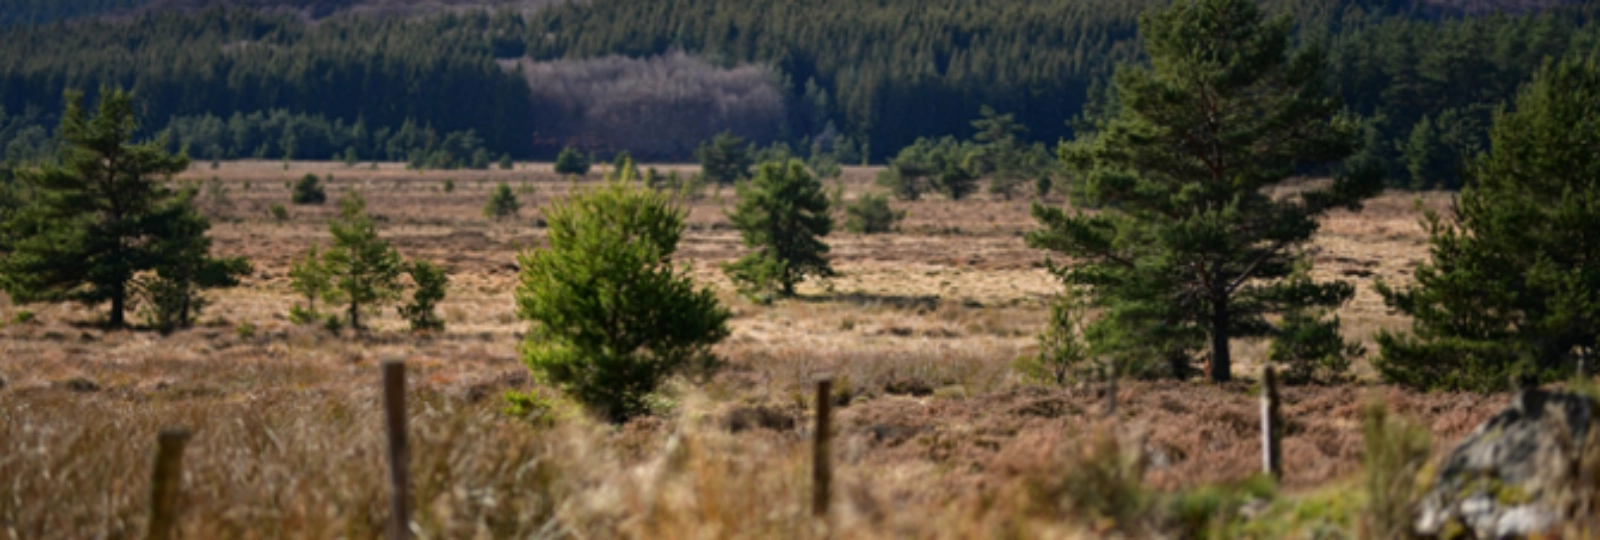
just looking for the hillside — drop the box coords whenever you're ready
[0,0,1596,183]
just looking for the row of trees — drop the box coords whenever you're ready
[3,2,1595,172]
[0,9,533,158]
[878,106,1057,202]
[162,111,502,168]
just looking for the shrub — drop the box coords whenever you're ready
[553,146,590,176]
[291,173,326,205]
[610,151,640,179]
[269,203,289,223]
[843,192,906,234]
[515,177,730,423]
[442,179,455,193]
[470,148,492,170]
[808,154,843,180]
[483,182,521,221]
[398,260,447,332]
[498,153,514,170]
[11,310,33,325]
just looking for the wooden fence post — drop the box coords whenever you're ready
[1261,365,1282,480]
[382,360,411,540]
[813,378,833,519]
[1105,361,1118,418]
[148,427,192,540]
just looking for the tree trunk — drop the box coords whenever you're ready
[110,288,126,328]
[1209,294,1231,383]
[350,300,361,332]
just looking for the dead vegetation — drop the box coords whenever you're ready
[0,160,1512,536]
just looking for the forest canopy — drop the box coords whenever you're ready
[0,0,1594,180]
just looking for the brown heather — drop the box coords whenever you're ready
[0,161,1525,537]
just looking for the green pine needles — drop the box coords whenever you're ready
[1375,57,1600,391]
[515,176,729,423]
[553,146,590,176]
[0,88,248,329]
[483,182,521,221]
[287,191,446,333]
[696,131,754,185]
[1027,0,1383,382]
[724,159,835,298]
[399,260,448,332]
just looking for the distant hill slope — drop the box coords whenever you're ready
[125,0,565,19]
[0,0,153,27]
[0,0,1595,176]
[0,0,558,26]
[2,0,1585,28]
[1418,0,1576,14]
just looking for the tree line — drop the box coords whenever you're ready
[0,1,1595,180]
[162,110,501,169]
[0,9,532,159]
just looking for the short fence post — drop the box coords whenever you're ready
[1261,365,1282,480]
[1105,361,1118,418]
[148,427,192,540]
[813,378,833,519]
[382,360,411,540]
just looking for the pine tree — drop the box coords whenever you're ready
[137,186,251,333]
[291,173,326,205]
[553,146,590,176]
[1027,0,1382,382]
[1376,58,1600,391]
[696,131,754,185]
[0,88,222,328]
[843,192,906,234]
[483,182,521,221]
[971,105,1031,200]
[724,159,834,296]
[399,260,447,332]
[288,245,330,325]
[516,177,729,422]
[322,191,403,332]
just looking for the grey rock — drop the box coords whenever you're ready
[1415,388,1595,538]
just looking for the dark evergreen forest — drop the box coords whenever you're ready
[0,0,1595,185]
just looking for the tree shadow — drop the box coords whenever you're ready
[796,291,943,312]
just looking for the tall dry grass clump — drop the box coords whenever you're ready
[1358,398,1432,538]
[0,388,599,538]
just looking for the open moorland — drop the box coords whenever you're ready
[0,161,1516,537]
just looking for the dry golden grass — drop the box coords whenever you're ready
[0,161,1514,537]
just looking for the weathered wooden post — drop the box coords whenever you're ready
[813,378,833,519]
[147,427,192,540]
[382,360,411,540]
[1261,365,1282,480]
[1105,361,1118,418]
